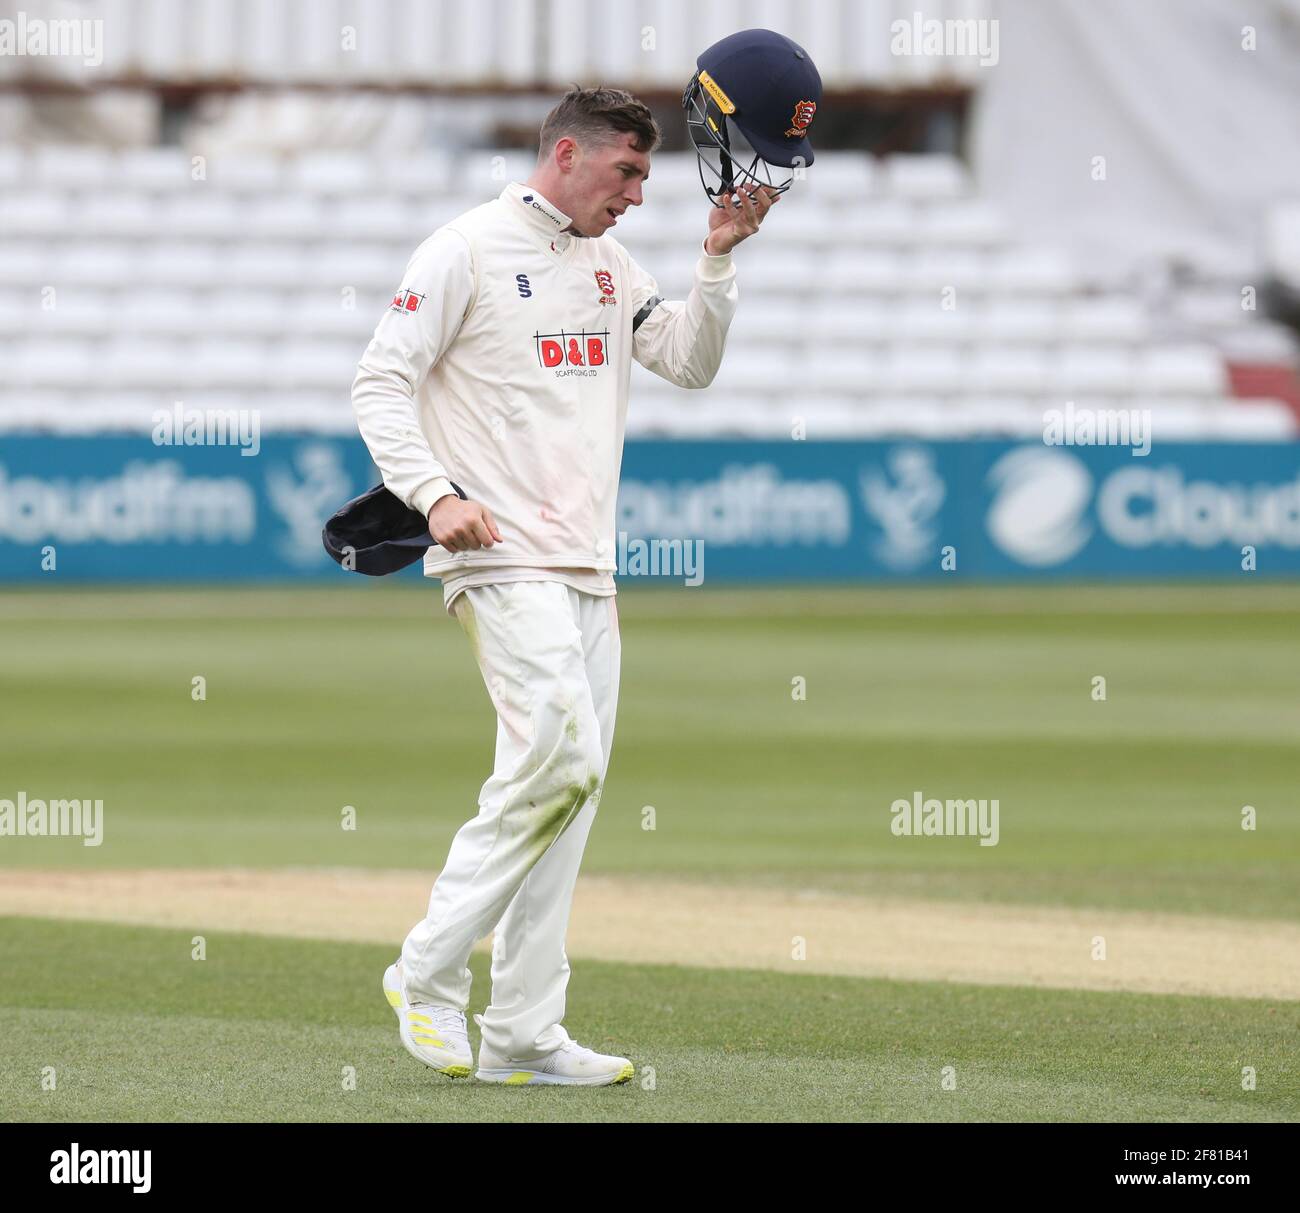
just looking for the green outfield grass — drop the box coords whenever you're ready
[1,584,1297,919]
[1,916,1295,1123]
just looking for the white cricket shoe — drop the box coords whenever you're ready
[382,961,473,1078]
[473,1015,634,1086]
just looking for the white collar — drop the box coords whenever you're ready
[501,182,579,248]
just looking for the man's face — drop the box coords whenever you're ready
[566,132,650,236]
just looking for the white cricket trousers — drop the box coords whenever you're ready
[401,580,620,1060]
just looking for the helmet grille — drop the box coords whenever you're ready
[682,71,795,207]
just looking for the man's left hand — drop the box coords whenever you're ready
[704,183,780,256]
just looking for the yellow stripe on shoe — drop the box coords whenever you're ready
[504,1072,535,1086]
[385,989,401,1007]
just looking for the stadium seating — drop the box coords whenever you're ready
[0,147,1292,438]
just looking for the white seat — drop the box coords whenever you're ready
[115,291,210,336]
[1174,289,1250,331]
[701,399,784,438]
[955,400,1044,438]
[991,248,1079,294]
[206,155,284,192]
[257,397,350,432]
[710,349,795,394]
[192,341,271,388]
[0,390,80,429]
[802,154,875,201]
[882,154,968,199]
[1054,347,1136,393]
[139,243,223,286]
[1144,400,1216,441]
[52,245,135,286]
[0,192,72,236]
[642,405,722,436]
[806,349,877,393]
[863,399,951,436]
[1263,202,1300,286]
[976,300,1063,342]
[29,296,111,336]
[919,201,1008,246]
[436,155,529,205]
[819,400,896,438]
[116,148,194,190]
[208,288,309,335]
[0,289,31,333]
[222,245,308,287]
[794,399,868,438]
[967,347,1051,393]
[163,193,243,237]
[0,146,29,185]
[905,249,989,291]
[102,341,192,389]
[306,247,405,290]
[880,346,964,393]
[282,300,369,338]
[809,298,890,342]
[179,389,265,413]
[11,341,97,387]
[79,395,169,432]
[330,195,424,240]
[737,252,814,294]
[245,196,327,238]
[889,304,974,341]
[269,340,361,389]
[0,243,50,286]
[1210,401,1297,439]
[33,146,112,188]
[726,302,814,346]
[841,200,914,245]
[1062,298,1150,342]
[1135,346,1225,395]
[822,250,905,292]
[1217,321,1299,362]
[611,210,685,249]
[377,151,457,196]
[80,193,158,237]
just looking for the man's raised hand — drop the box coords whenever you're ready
[704,182,780,256]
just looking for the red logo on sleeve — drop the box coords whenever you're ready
[390,289,425,313]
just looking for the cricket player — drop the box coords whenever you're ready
[354,44,814,1085]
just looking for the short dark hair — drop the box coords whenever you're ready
[537,85,662,160]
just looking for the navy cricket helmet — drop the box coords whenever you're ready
[682,28,822,206]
